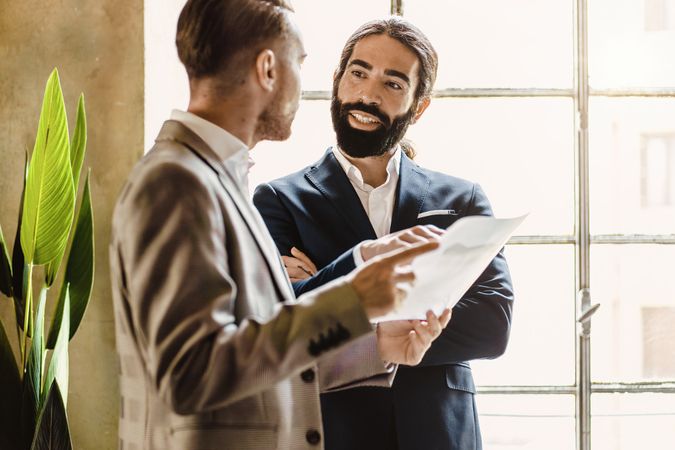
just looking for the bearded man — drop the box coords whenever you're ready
[253,17,514,450]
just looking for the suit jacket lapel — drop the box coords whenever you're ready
[157,120,295,301]
[390,153,431,232]
[305,149,377,241]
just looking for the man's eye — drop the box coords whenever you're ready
[351,70,365,78]
[387,81,402,90]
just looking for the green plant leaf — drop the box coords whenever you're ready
[45,94,88,287]
[30,381,72,450]
[44,288,69,406]
[21,364,38,450]
[0,225,12,297]
[70,94,87,191]
[29,287,47,408]
[46,173,94,348]
[21,68,75,266]
[0,319,21,449]
[13,151,29,328]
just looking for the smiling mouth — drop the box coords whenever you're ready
[349,111,382,126]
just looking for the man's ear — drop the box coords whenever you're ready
[255,49,277,92]
[411,97,431,124]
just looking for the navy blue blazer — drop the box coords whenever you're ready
[253,149,514,450]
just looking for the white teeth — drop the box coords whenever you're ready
[351,112,378,124]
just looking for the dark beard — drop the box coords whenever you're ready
[331,97,415,159]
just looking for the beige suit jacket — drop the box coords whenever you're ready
[110,121,391,450]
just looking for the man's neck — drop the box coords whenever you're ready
[341,148,397,188]
[187,79,261,148]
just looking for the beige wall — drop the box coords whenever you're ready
[0,0,144,448]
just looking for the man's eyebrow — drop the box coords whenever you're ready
[384,69,410,86]
[349,59,372,70]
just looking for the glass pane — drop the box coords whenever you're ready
[591,245,675,382]
[592,393,675,450]
[476,394,575,450]
[590,0,675,88]
[590,98,675,234]
[405,0,573,88]
[250,100,333,189]
[472,245,575,386]
[408,98,574,235]
[292,1,390,91]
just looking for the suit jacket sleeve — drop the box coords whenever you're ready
[115,160,376,415]
[253,182,356,296]
[419,183,514,365]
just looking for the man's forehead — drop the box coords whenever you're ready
[349,34,420,78]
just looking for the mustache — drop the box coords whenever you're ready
[339,102,391,128]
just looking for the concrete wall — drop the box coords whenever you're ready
[0,0,144,448]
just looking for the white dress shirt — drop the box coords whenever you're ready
[170,109,251,194]
[332,145,402,265]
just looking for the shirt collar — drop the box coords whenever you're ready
[170,109,248,164]
[332,145,402,190]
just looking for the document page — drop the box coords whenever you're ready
[373,214,527,322]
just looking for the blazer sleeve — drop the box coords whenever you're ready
[115,161,376,415]
[253,182,356,296]
[419,183,514,365]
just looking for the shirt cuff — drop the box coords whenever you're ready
[352,241,370,267]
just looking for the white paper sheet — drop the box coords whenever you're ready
[372,214,527,322]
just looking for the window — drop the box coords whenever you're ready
[645,0,675,31]
[145,1,675,448]
[641,135,675,207]
[249,1,675,449]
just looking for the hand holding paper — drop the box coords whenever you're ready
[371,214,527,322]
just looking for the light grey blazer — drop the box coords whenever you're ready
[110,121,391,450]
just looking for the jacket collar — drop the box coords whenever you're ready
[305,149,377,241]
[156,120,295,301]
[390,152,430,232]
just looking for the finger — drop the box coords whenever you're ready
[392,267,415,284]
[281,255,314,276]
[398,232,426,244]
[439,308,452,327]
[410,225,443,240]
[286,266,312,280]
[425,225,446,236]
[380,241,440,267]
[412,319,436,343]
[291,247,318,274]
[425,310,443,337]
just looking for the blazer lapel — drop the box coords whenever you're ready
[305,149,377,241]
[390,153,431,232]
[157,120,295,301]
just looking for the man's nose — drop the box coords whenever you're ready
[357,79,383,105]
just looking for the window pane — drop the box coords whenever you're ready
[592,394,675,450]
[590,98,675,234]
[250,100,333,189]
[408,98,574,235]
[476,394,575,450]
[472,245,575,386]
[590,0,675,88]
[292,0,390,91]
[404,0,573,88]
[591,245,675,382]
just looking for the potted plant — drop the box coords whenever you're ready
[0,68,94,450]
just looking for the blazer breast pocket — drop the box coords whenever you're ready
[416,209,460,229]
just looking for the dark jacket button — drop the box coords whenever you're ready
[301,369,315,383]
[306,429,321,445]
